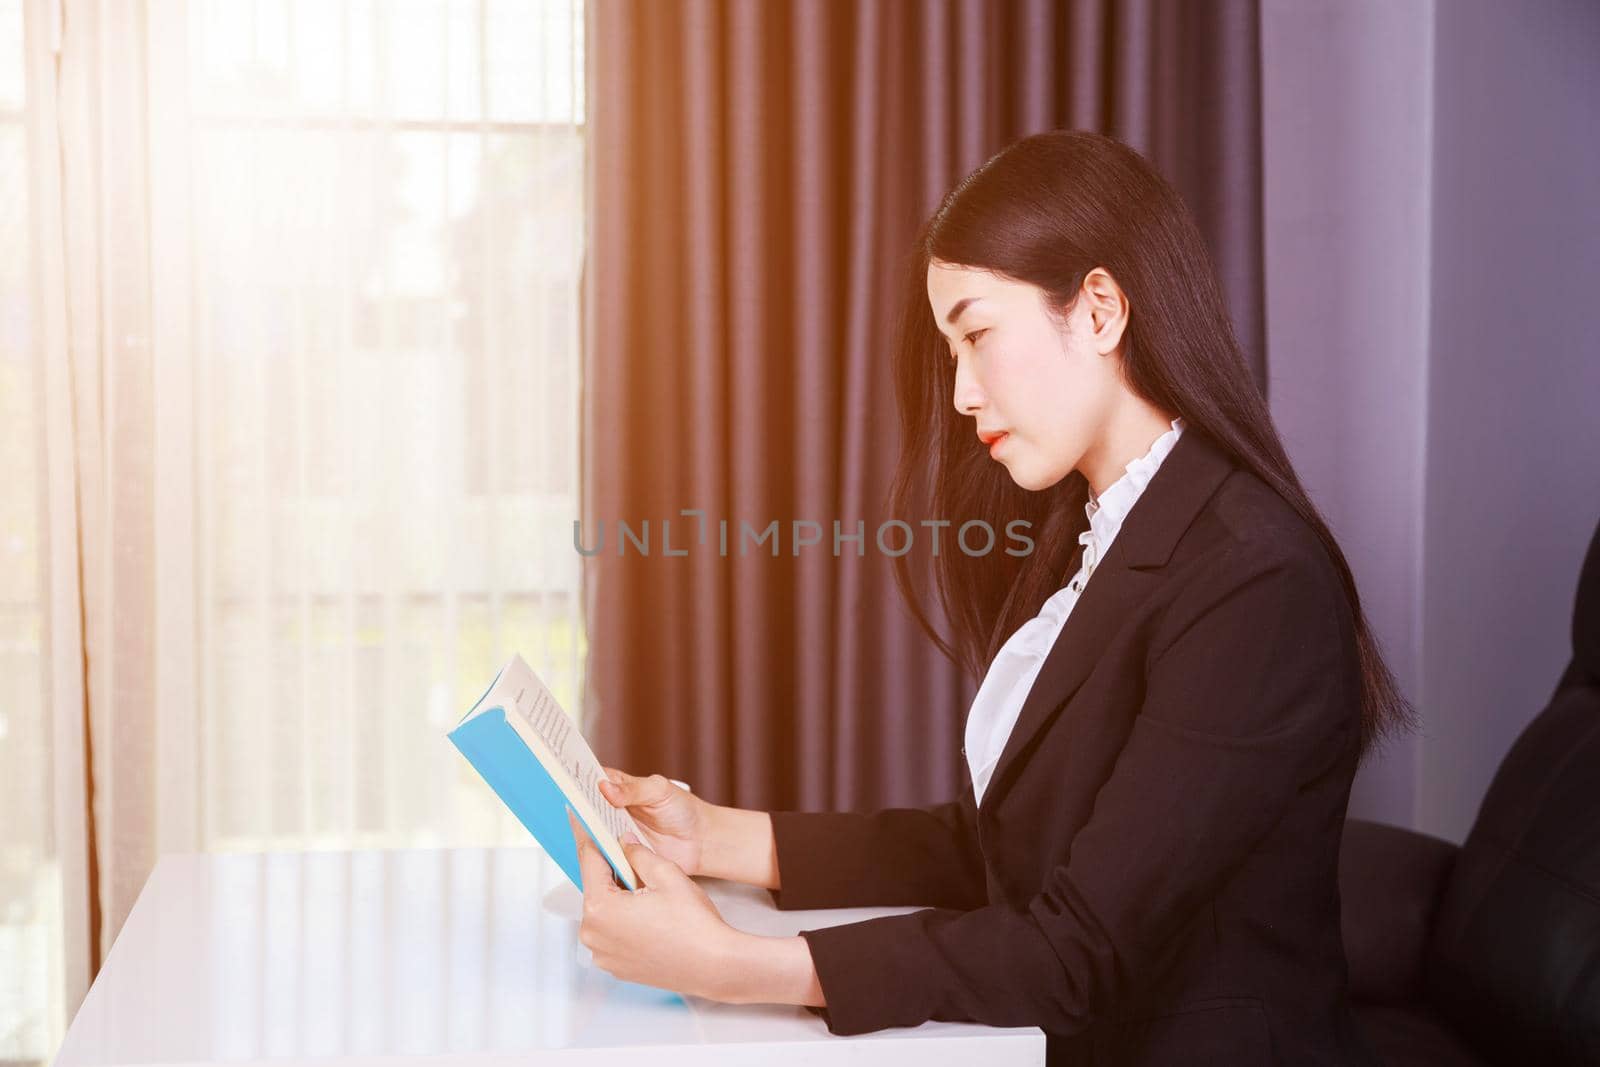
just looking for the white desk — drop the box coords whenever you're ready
[55,846,1044,1065]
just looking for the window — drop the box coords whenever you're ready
[176,0,589,848]
[2,2,588,1060]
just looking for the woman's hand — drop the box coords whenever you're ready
[567,809,749,1000]
[566,810,827,1009]
[600,766,782,890]
[598,766,708,876]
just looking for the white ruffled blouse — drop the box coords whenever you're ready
[964,416,1188,806]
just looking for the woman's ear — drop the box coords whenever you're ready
[1081,267,1130,356]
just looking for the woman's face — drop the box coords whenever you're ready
[926,258,1129,492]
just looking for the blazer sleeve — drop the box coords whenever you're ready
[792,541,1359,1036]
[766,784,988,911]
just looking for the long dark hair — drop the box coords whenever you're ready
[887,130,1414,758]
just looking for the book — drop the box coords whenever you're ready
[448,653,654,891]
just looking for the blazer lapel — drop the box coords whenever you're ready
[978,428,1239,811]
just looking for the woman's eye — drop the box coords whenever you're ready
[947,329,986,364]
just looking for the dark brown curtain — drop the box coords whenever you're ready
[583,0,1266,812]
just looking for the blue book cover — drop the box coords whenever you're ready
[448,654,650,891]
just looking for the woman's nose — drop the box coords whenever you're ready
[952,357,984,416]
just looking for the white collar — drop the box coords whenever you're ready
[1080,416,1187,557]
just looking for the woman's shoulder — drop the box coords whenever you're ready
[1170,462,1345,603]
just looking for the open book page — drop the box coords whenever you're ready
[495,655,654,855]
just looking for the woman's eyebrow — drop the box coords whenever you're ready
[945,296,983,326]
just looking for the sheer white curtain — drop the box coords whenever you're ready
[2,1,587,1061]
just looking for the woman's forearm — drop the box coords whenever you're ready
[697,802,781,889]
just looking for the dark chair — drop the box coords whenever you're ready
[1337,517,1600,1066]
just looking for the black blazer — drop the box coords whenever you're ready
[767,427,1383,1067]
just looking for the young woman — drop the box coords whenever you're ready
[566,129,1412,1066]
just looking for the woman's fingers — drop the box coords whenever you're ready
[620,838,682,889]
[598,767,625,803]
[599,768,675,807]
[568,809,617,894]
[598,769,629,807]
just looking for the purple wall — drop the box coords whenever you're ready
[1417,0,1600,841]
[1264,0,1600,840]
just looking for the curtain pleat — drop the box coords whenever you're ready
[52,0,160,964]
[587,0,1269,813]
